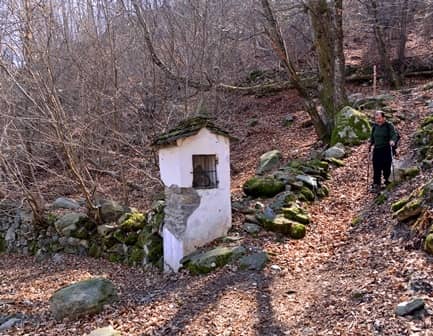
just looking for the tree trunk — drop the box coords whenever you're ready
[260,0,329,140]
[397,0,409,81]
[368,0,401,89]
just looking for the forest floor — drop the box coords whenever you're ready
[1,82,433,336]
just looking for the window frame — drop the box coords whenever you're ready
[191,154,219,189]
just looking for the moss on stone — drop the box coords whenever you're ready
[119,212,146,231]
[152,116,233,147]
[243,176,285,198]
[300,186,315,202]
[351,216,362,227]
[129,246,144,266]
[402,166,420,179]
[183,246,243,275]
[45,213,58,226]
[89,243,102,258]
[108,253,123,263]
[330,106,371,146]
[326,157,345,167]
[395,198,423,222]
[317,185,330,198]
[375,193,388,205]
[71,227,89,239]
[282,204,310,224]
[391,197,410,212]
[265,215,294,234]
[145,235,163,264]
[424,233,433,254]
[422,115,433,127]
[289,223,306,239]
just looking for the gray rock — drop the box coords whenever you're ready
[97,224,117,236]
[49,278,117,320]
[239,252,268,270]
[98,200,128,223]
[244,215,259,224]
[263,207,276,221]
[395,298,425,316]
[5,226,16,243]
[296,175,318,190]
[54,213,88,237]
[52,253,64,263]
[256,150,282,175]
[269,191,296,211]
[182,246,246,275]
[0,317,22,331]
[87,326,121,336]
[52,197,80,210]
[324,145,346,159]
[243,223,261,234]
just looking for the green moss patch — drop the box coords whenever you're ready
[243,176,285,198]
[331,106,371,146]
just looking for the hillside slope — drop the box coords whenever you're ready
[1,82,433,335]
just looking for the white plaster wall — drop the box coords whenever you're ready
[158,128,232,258]
[163,227,184,272]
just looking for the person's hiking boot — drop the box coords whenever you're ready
[370,184,380,193]
[384,180,391,186]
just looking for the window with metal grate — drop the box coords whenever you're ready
[192,155,218,189]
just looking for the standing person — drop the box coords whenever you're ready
[368,110,398,192]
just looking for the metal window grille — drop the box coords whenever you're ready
[192,155,218,189]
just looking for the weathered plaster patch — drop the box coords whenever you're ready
[164,185,201,239]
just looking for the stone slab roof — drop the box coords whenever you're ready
[152,116,232,147]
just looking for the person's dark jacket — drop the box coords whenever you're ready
[370,122,397,150]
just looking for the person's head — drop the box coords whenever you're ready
[374,110,386,125]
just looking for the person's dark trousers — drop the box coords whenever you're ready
[373,146,392,185]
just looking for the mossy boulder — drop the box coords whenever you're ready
[119,212,146,231]
[299,186,315,202]
[424,234,433,254]
[391,197,410,212]
[243,176,285,198]
[89,243,102,258]
[317,185,330,198]
[269,191,297,211]
[256,150,282,175]
[282,204,310,224]
[113,230,138,245]
[182,246,246,275]
[128,246,144,266]
[49,278,117,321]
[289,223,306,239]
[394,198,423,221]
[331,106,371,146]
[264,215,293,234]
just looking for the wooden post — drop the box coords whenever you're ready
[373,65,377,97]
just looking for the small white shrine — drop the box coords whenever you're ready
[153,117,232,272]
